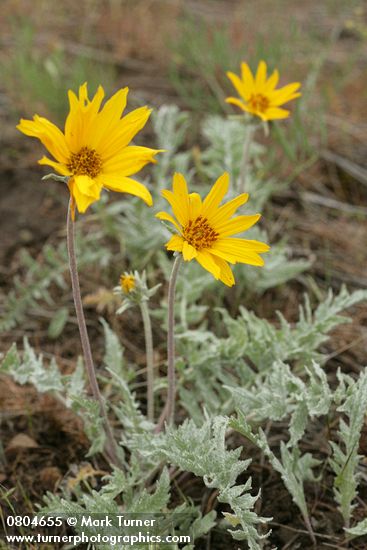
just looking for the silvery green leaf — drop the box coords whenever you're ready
[4,338,64,393]
[48,306,69,339]
[116,301,132,314]
[134,416,269,549]
[345,518,367,537]
[0,343,20,373]
[289,401,308,447]
[304,361,332,416]
[100,318,131,380]
[189,510,217,542]
[329,368,367,525]
[64,356,85,407]
[71,395,106,457]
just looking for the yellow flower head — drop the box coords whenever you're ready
[17,83,163,216]
[120,273,136,294]
[156,172,269,287]
[226,60,301,121]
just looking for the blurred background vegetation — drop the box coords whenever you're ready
[1,0,365,168]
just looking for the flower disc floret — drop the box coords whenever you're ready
[182,216,219,250]
[156,172,270,287]
[248,93,270,114]
[68,146,103,178]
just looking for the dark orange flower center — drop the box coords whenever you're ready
[248,93,270,113]
[183,216,219,250]
[68,146,102,178]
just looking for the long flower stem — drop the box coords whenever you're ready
[239,124,255,194]
[140,300,155,422]
[155,255,182,432]
[66,199,120,467]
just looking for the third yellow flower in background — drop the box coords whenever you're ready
[226,60,301,121]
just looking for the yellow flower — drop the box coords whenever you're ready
[156,173,269,286]
[17,83,163,216]
[120,273,136,294]
[226,60,301,121]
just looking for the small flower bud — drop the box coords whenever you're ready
[120,273,136,294]
[114,270,161,314]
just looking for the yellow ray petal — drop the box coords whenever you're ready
[264,69,279,92]
[74,173,101,194]
[271,92,301,107]
[225,97,247,112]
[207,248,238,263]
[262,107,290,120]
[215,214,261,236]
[102,146,161,176]
[38,156,71,176]
[99,106,152,159]
[188,192,202,220]
[202,172,229,217]
[217,237,270,252]
[65,90,83,152]
[166,234,184,252]
[78,82,89,106]
[81,86,104,143]
[88,87,129,150]
[195,250,221,279]
[66,84,105,151]
[226,71,250,100]
[173,172,188,195]
[172,173,190,219]
[87,85,105,116]
[68,175,102,214]
[241,62,255,89]
[208,193,249,225]
[210,246,265,266]
[17,116,69,163]
[212,256,235,287]
[182,240,198,261]
[255,60,267,88]
[215,238,270,253]
[211,238,269,264]
[103,174,152,206]
[226,97,259,117]
[270,82,301,104]
[161,189,189,226]
[156,211,182,232]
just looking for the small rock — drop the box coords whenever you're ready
[6,433,39,453]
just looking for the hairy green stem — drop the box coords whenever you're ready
[239,124,255,194]
[140,300,155,422]
[155,255,182,432]
[66,199,120,467]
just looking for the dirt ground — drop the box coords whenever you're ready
[0,1,367,549]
